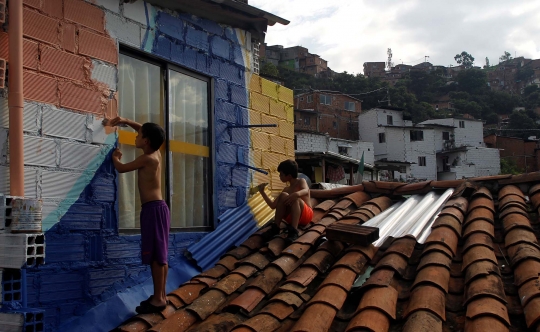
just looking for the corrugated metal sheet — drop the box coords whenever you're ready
[187,189,273,270]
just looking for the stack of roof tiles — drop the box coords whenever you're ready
[115,174,540,332]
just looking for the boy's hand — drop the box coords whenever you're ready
[257,183,268,193]
[107,117,127,127]
[284,192,299,206]
[112,148,122,160]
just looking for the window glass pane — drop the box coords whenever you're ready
[118,54,164,229]
[168,70,210,227]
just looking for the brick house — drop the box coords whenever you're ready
[294,90,362,141]
[363,62,386,78]
[484,134,540,172]
[0,0,291,330]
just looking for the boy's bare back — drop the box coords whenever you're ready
[136,151,162,204]
[282,178,311,208]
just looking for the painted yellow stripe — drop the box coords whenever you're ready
[118,130,209,157]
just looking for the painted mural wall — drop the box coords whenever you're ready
[0,0,294,330]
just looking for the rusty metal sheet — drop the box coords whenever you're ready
[393,181,433,195]
[258,301,294,321]
[402,310,442,332]
[499,206,530,220]
[432,215,462,237]
[314,199,337,212]
[281,243,312,259]
[444,197,469,214]
[417,251,452,271]
[309,284,348,311]
[318,240,345,257]
[468,196,495,214]
[524,296,540,328]
[286,266,318,287]
[213,274,247,295]
[356,286,398,319]
[412,265,450,293]
[508,243,540,267]
[361,268,395,289]
[374,253,409,277]
[343,191,372,208]
[505,228,539,249]
[472,187,493,200]
[518,277,540,307]
[147,309,198,332]
[464,315,511,332]
[199,265,229,279]
[421,243,453,259]
[346,308,390,332]
[271,255,303,276]
[514,259,540,287]
[303,250,335,273]
[248,266,284,294]
[318,267,357,292]
[226,287,266,313]
[425,227,459,256]
[463,233,494,254]
[466,297,510,326]
[439,207,464,224]
[502,213,533,234]
[404,285,446,321]
[186,289,228,320]
[462,246,498,272]
[169,283,207,305]
[464,207,494,225]
[235,313,281,332]
[464,274,507,305]
[463,220,495,239]
[334,251,369,274]
[385,237,417,259]
[292,303,337,332]
[346,244,378,260]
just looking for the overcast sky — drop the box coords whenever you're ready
[251,0,540,74]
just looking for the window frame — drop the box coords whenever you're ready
[320,94,332,105]
[459,120,465,128]
[418,156,426,166]
[118,45,215,234]
[442,131,450,140]
[378,132,386,143]
[387,115,393,125]
[344,101,355,111]
[307,95,313,103]
[410,130,424,141]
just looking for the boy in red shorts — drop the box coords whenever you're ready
[258,159,313,240]
[106,117,170,314]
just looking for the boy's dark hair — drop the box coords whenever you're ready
[141,122,165,151]
[277,159,298,178]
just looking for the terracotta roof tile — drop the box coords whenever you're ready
[233,313,281,332]
[281,243,312,259]
[524,296,540,328]
[317,217,337,227]
[258,301,294,321]
[278,282,307,295]
[514,259,540,287]
[425,227,459,256]
[333,251,370,274]
[422,243,453,259]
[230,265,259,279]
[169,283,207,305]
[417,252,452,271]
[345,308,390,332]
[363,196,393,211]
[464,273,507,305]
[309,284,348,311]
[292,303,338,332]
[326,209,350,220]
[432,215,462,237]
[224,246,253,260]
[302,250,335,273]
[237,252,271,270]
[266,236,287,257]
[269,291,304,308]
[518,277,540,307]
[472,174,513,182]
[506,293,524,315]
[499,206,529,220]
[501,213,533,234]
[355,286,398,319]
[463,220,495,239]
[530,193,540,211]
[342,191,372,208]
[310,184,365,199]
[462,246,498,272]
[318,267,357,292]
[167,294,185,310]
[186,289,229,320]
[311,210,327,223]
[332,198,355,210]
[444,196,469,213]
[212,274,247,295]
[412,265,450,293]
[393,180,433,195]
[499,194,527,211]
[186,313,244,332]
[217,255,239,271]
[271,254,305,276]
[507,243,540,266]
[308,224,327,234]
[468,196,495,214]
[313,199,337,212]
[466,297,510,325]
[402,310,442,332]
[199,265,229,279]
[463,233,493,253]
[431,179,466,188]
[499,172,540,185]
[147,309,198,332]
[190,276,218,288]
[438,207,465,223]
[284,266,317,287]
[345,244,378,260]
[464,207,494,225]
[384,237,417,258]
[228,288,267,314]
[463,315,511,332]
[505,228,539,249]
[471,187,494,200]
[318,240,346,257]
[404,285,446,320]
[530,183,540,196]
[248,266,284,294]
[295,230,322,246]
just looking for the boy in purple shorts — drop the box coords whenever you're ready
[106,117,170,314]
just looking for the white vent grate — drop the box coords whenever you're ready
[252,40,260,74]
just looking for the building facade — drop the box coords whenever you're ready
[294,90,362,140]
[259,44,331,77]
[484,134,540,173]
[0,0,291,330]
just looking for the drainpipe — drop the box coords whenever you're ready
[8,0,24,196]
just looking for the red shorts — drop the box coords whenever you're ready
[284,203,314,226]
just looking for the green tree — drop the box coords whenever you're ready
[508,110,537,138]
[499,51,512,63]
[485,112,499,124]
[487,91,520,115]
[260,61,279,77]
[500,158,521,175]
[484,57,490,69]
[454,51,475,68]
[456,68,487,94]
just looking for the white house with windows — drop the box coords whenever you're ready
[358,107,500,181]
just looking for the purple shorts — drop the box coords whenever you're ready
[140,200,170,265]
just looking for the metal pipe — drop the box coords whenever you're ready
[8,0,24,196]
[409,188,454,239]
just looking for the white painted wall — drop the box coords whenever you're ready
[375,109,405,126]
[421,118,484,148]
[295,132,375,165]
[437,147,500,179]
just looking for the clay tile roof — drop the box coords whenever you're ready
[114,174,540,332]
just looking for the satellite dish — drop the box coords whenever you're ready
[298,173,312,187]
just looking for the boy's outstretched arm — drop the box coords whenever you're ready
[106,116,142,131]
[112,148,148,173]
[258,183,279,210]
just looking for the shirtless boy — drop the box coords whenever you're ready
[258,159,313,240]
[106,117,170,314]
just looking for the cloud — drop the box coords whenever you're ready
[252,0,540,73]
